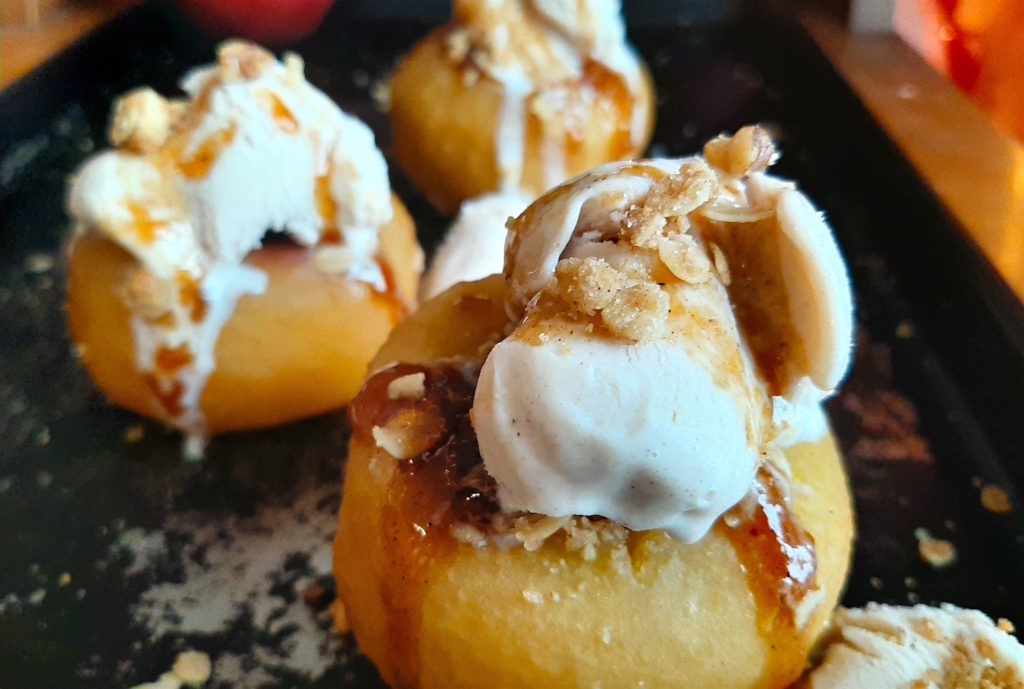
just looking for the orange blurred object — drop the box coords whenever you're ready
[896,0,1024,143]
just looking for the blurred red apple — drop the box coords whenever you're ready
[176,0,335,43]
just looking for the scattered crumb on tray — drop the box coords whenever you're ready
[25,252,55,274]
[915,528,958,569]
[122,423,146,444]
[980,484,1014,515]
[130,650,211,689]
[843,388,933,462]
[110,486,343,685]
[894,320,914,339]
[370,79,390,111]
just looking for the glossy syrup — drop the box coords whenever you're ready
[351,363,817,687]
[720,465,817,686]
[349,363,496,686]
[374,258,411,324]
[701,215,809,396]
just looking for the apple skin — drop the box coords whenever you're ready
[175,0,336,44]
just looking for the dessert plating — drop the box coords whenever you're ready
[334,128,857,689]
[66,41,422,456]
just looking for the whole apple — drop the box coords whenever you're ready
[176,0,335,43]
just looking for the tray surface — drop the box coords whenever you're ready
[1,3,1022,688]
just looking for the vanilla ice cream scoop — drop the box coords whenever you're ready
[472,127,854,540]
[420,191,532,301]
[803,604,1024,689]
[67,41,398,457]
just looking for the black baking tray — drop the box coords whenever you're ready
[2,2,1022,688]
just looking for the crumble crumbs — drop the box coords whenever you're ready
[109,88,181,154]
[386,372,427,401]
[981,484,1014,515]
[216,40,276,81]
[130,650,211,689]
[915,528,958,569]
[703,125,777,177]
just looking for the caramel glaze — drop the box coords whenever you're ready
[350,361,819,688]
[577,58,636,159]
[374,257,412,324]
[700,216,809,396]
[349,362,496,687]
[720,465,818,687]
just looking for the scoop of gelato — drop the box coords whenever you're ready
[472,127,854,541]
[420,191,531,301]
[67,40,395,456]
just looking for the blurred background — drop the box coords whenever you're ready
[3,0,1023,143]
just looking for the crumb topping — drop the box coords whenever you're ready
[981,484,1014,515]
[109,87,185,154]
[130,650,212,689]
[387,372,427,400]
[915,528,958,569]
[508,127,786,349]
[703,125,778,178]
[808,604,1024,689]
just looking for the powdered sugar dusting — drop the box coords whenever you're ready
[110,485,343,684]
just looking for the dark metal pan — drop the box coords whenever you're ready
[1,3,1021,687]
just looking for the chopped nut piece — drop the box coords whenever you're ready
[998,618,1016,634]
[313,246,358,275]
[981,484,1014,515]
[283,52,305,83]
[217,40,275,80]
[556,257,625,313]
[600,283,669,341]
[657,234,711,284]
[386,372,426,400]
[171,650,211,686]
[914,528,957,569]
[709,241,731,286]
[371,409,440,460]
[703,125,777,177]
[109,88,175,153]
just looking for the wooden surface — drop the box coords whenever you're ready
[0,1,135,90]
[805,14,1024,305]
[2,8,1021,306]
